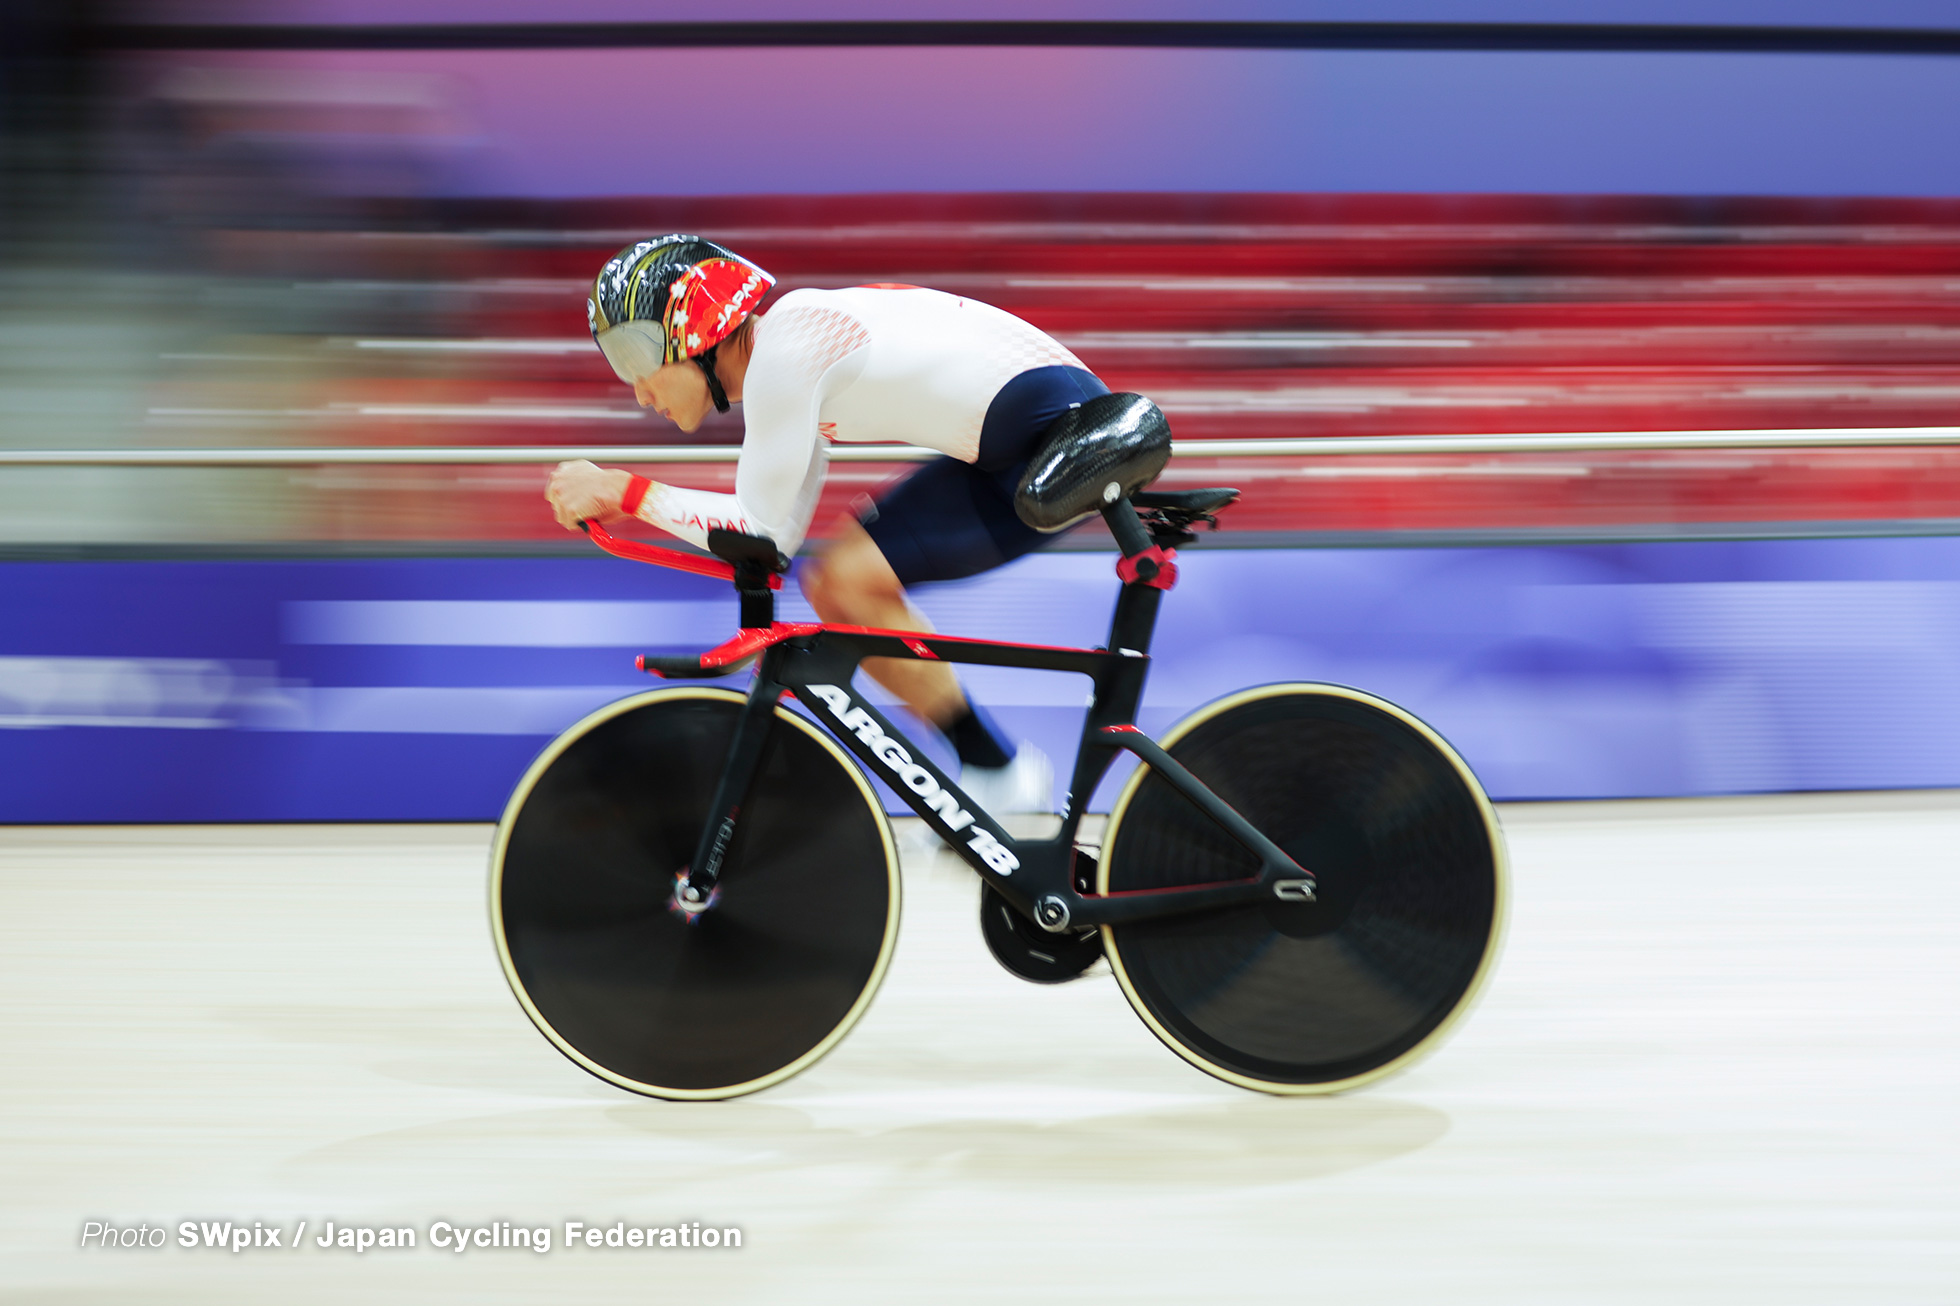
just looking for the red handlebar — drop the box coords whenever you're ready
[579,519,784,590]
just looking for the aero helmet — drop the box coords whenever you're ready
[587,235,775,413]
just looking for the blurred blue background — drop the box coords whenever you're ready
[10,537,1960,820]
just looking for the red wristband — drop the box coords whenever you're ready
[619,474,652,517]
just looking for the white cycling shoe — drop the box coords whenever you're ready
[901,744,1054,858]
[959,744,1055,818]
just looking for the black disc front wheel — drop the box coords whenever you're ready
[1100,684,1506,1093]
[491,687,900,1100]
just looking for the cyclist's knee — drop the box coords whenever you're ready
[802,533,904,620]
[799,559,844,618]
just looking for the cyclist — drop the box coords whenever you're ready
[546,235,1113,814]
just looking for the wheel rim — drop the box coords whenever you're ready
[491,688,899,1099]
[1100,684,1506,1093]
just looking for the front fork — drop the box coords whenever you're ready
[673,650,790,916]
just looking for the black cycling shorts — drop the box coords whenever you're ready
[860,365,1110,586]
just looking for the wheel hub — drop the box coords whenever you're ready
[668,870,719,921]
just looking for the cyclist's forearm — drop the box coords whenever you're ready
[628,477,765,550]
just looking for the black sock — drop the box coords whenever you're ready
[944,702,1014,769]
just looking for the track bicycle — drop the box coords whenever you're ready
[492,401,1507,1100]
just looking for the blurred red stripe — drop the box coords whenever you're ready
[189,193,1960,541]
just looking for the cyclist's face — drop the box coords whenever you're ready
[632,361,710,432]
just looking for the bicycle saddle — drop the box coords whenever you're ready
[1013,392,1172,532]
[1132,488,1240,516]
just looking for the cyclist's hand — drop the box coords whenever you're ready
[547,460,634,530]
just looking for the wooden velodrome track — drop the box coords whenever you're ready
[2,794,1956,1303]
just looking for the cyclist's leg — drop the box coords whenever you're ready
[800,513,969,727]
[801,496,1042,811]
[801,366,1109,801]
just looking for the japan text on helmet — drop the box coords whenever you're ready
[587,235,775,412]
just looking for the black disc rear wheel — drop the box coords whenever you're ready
[491,687,900,1100]
[1100,683,1506,1093]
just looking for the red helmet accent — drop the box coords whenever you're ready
[663,257,773,363]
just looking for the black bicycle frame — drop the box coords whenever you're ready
[665,501,1317,935]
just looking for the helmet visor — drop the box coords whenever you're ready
[594,322,666,385]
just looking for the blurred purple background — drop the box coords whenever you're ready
[5,4,1960,819]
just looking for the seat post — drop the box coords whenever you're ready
[1101,498,1165,656]
[1100,498,1154,559]
[1107,581,1163,657]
